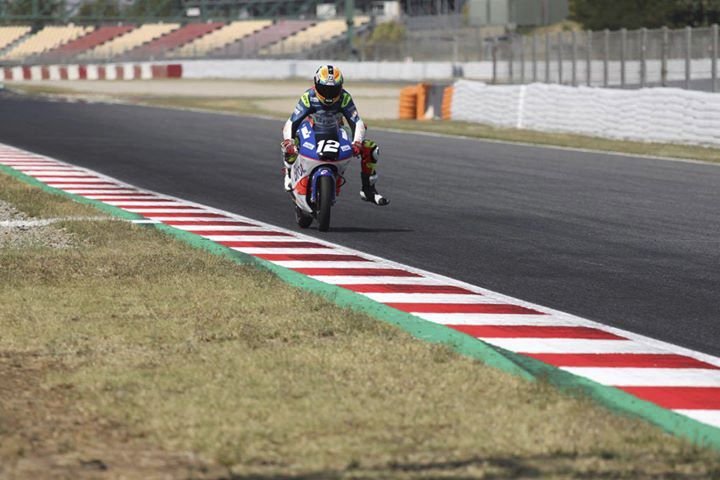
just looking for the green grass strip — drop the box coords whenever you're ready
[3,161,720,451]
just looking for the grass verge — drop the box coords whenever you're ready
[2,169,720,478]
[8,82,720,164]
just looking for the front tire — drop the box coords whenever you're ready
[316,175,333,232]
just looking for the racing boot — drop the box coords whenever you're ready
[358,140,389,206]
[360,172,389,206]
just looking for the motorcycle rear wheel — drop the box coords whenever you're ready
[295,206,313,228]
[316,175,333,232]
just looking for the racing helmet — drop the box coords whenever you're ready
[314,65,344,105]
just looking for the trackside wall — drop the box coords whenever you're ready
[449,80,720,147]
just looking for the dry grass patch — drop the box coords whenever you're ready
[1,171,719,478]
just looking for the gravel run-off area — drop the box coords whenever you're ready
[0,200,76,249]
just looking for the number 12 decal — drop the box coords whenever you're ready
[317,140,340,154]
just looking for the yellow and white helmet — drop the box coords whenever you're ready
[314,65,344,105]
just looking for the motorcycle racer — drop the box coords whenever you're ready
[281,65,389,206]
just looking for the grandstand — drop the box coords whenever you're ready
[219,20,315,57]
[81,23,180,60]
[261,17,370,56]
[172,20,271,58]
[125,22,224,59]
[0,26,31,53]
[2,25,93,60]
[41,25,136,61]
[0,14,374,63]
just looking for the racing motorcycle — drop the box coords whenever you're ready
[288,119,354,232]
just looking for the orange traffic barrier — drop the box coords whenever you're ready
[398,85,418,119]
[441,85,454,120]
[398,83,431,120]
[416,83,429,120]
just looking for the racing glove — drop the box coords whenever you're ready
[352,141,362,156]
[281,139,298,157]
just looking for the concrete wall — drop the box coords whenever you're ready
[179,59,457,81]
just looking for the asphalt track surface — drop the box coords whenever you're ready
[1,93,719,357]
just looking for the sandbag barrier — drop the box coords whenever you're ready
[446,80,720,147]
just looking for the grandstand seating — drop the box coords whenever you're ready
[0,26,31,52]
[82,23,179,60]
[172,20,271,57]
[222,20,314,56]
[3,25,93,60]
[260,17,370,56]
[125,22,224,58]
[41,25,136,60]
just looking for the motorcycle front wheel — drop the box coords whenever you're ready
[316,175,333,232]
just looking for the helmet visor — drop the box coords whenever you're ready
[316,83,342,102]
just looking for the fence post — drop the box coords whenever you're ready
[587,30,592,86]
[571,30,577,86]
[640,28,647,88]
[492,41,498,84]
[545,32,551,83]
[557,32,563,84]
[661,26,668,86]
[603,29,609,87]
[712,24,718,93]
[532,34,538,82]
[520,35,526,84]
[509,37,515,84]
[452,35,459,65]
[685,25,691,89]
[620,28,626,87]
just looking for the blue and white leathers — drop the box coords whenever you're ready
[283,88,366,145]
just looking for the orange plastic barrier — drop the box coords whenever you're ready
[416,83,429,120]
[398,85,418,119]
[441,85,454,120]
[398,83,430,120]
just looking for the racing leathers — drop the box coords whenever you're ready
[281,88,389,206]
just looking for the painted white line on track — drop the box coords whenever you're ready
[100,201,185,206]
[307,276,451,285]
[200,235,322,242]
[675,410,720,428]
[562,368,720,387]
[172,225,266,231]
[360,293,497,304]
[413,313,594,326]
[64,189,141,194]
[272,261,388,269]
[482,338,665,354]
[232,248,336,255]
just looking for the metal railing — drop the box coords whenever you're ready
[490,25,720,92]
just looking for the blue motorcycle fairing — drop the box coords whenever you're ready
[297,119,354,161]
[310,166,337,205]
